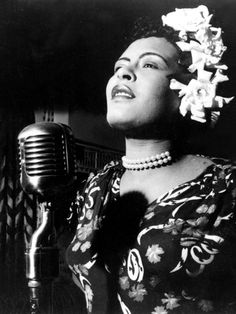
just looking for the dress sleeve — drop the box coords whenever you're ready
[65,163,120,313]
[187,162,236,309]
[67,172,96,231]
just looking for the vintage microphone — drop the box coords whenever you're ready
[18,122,78,314]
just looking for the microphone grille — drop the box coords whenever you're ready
[18,122,77,197]
[23,133,67,176]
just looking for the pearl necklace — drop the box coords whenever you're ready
[122,151,172,170]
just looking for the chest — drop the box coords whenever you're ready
[119,155,215,204]
[120,177,168,206]
[119,170,193,205]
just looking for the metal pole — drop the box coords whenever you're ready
[25,202,59,314]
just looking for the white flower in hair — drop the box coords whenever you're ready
[170,69,233,124]
[195,27,227,66]
[162,5,234,125]
[162,5,211,33]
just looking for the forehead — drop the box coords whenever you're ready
[121,37,179,64]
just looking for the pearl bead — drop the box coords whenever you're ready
[122,151,172,170]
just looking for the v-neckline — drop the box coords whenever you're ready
[117,162,217,207]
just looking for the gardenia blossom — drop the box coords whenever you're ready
[170,69,233,124]
[162,5,211,33]
[162,5,234,125]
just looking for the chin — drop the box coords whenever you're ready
[107,120,130,131]
[106,114,133,131]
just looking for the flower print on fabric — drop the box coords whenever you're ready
[80,241,91,253]
[162,218,185,235]
[66,159,236,314]
[72,241,81,252]
[163,215,225,276]
[145,244,165,263]
[119,276,130,290]
[86,209,93,220]
[128,284,147,302]
[149,275,161,287]
[77,220,94,241]
[196,204,216,215]
[151,306,168,314]
[151,292,181,314]
[198,299,214,312]
[84,284,94,313]
[161,293,181,310]
[68,262,95,313]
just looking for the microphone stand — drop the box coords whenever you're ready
[25,200,59,314]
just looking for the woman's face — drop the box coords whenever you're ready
[106,37,181,137]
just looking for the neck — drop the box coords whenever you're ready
[125,138,172,159]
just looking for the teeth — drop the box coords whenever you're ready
[115,91,132,98]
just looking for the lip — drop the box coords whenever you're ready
[111,85,135,99]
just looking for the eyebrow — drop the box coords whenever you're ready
[117,52,169,66]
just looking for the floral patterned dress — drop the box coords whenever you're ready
[66,157,236,314]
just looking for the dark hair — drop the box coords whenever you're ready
[124,16,192,70]
[126,16,180,44]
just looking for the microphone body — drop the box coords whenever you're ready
[18,122,77,200]
[18,122,78,314]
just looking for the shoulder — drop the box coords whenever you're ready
[183,154,214,173]
[71,160,122,218]
[205,156,236,179]
[72,160,121,205]
[80,160,123,197]
[195,155,236,197]
[178,155,236,193]
[184,154,236,176]
[89,160,122,185]
[210,156,236,189]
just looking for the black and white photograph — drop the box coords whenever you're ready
[0,0,236,313]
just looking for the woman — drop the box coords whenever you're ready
[66,5,236,314]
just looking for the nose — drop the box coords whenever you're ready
[116,66,136,81]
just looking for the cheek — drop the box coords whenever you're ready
[143,88,178,122]
[147,76,170,98]
[106,77,114,101]
[144,83,169,111]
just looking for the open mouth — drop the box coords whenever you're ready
[112,85,135,99]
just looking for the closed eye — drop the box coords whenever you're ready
[114,66,121,73]
[143,63,158,69]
